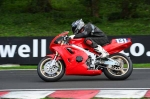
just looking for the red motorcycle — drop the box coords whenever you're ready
[37,31,133,82]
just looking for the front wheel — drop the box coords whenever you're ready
[103,53,133,80]
[37,57,65,82]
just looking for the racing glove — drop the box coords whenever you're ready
[69,35,75,39]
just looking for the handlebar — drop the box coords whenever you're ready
[56,35,70,45]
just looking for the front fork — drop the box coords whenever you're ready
[49,51,59,67]
[44,51,59,74]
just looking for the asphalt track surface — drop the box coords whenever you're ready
[0,69,150,90]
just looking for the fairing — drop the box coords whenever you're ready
[48,32,132,76]
[49,45,102,75]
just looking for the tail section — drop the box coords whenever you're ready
[103,38,132,55]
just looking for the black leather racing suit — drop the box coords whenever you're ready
[74,23,109,48]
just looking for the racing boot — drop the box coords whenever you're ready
[94,45,109,58]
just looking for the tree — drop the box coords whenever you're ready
[81,0,100,17]
[120,0,140,19]
[28,0,52,13]
[0,0,4,7]
[91,0,100,17]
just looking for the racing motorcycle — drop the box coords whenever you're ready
[37,31,133,82]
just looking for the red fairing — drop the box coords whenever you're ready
[103,38,132,54]
[49,31,69,53]
[48,32,132,76]
[69,38,98,55]
[69,38,132,55]
[50,45,102,75]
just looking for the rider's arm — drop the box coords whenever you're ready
[74,31,88,38]
[74,23,92,38]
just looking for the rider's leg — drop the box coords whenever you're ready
[84,38,109,58]
[94,45,109,58]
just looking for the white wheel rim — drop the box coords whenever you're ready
[107,55,129,76]
[40,58,63,78]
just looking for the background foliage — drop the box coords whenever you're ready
[0,0,150,37]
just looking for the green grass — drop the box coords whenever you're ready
[1,0,150,37]
[0,13,150,37]
[133,63,150,68]
[0,64,150,70]
[97,18,150,36]
[0,65,37,70]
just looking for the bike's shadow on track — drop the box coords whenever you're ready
[36,74,134,82]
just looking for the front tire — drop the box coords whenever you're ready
[103,53,133,80]
[37,57,65,82]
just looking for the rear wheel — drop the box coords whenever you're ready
[103,53,133,80]
[37,57,65,82]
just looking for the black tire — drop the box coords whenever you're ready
[37,57,65,82]
[103,53,133,80]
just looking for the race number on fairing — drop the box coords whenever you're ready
[116,38,128,43]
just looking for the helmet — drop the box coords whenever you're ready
[71,19,85,34]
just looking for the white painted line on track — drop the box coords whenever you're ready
[1,91,55,99]
[95,90,147,98]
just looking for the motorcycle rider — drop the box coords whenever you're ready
[70,19,109,58]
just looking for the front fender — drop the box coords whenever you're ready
[46,54,62,60]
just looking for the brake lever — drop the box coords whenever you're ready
[63,35,71,44]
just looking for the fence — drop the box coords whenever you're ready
[0,35,149,64]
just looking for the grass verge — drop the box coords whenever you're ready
[1,13,150,37]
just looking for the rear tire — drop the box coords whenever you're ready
[37,57,65,82]
[103,53,133,80]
